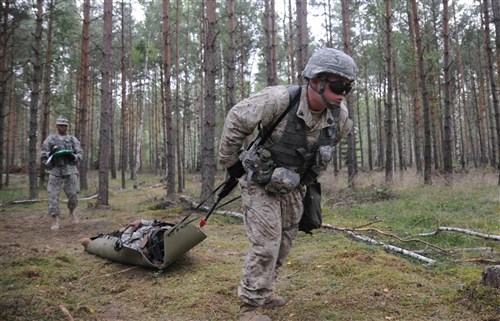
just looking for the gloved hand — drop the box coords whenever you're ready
[227,160,245,178]
[301,167,319,186]
[66,150,78,164]
[49,146,59,157]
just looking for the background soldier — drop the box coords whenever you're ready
[218,47,357,321]
[41,117,83,230]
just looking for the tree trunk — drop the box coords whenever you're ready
[227,0,236,114]
[175,0,183,192]
[264,0,273,85]
[29,0,43,199]
[394,61,404,174]
[341,0,356,188]
[384,0,394,185]
[296,0,308,84]
[0,0,9,189]
[6,57,16,187]
[442,0,453,184]
[97,0,113,206]
[39,0,54,188]
[364,60,373,171]
[482,0,500,181]
[287,0,296,83]
[120,1,128,190]
[162,0,176,198]
[491,0,500,184]
[200,0,217,204]
[78,0,90,191]
[410,0,432,184]
[407,6,423,174]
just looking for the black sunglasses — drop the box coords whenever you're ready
[324,79,353,95]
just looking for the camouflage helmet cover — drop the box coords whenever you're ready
[302,48,357,81]
[56,117,69,126]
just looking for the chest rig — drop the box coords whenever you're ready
[263,86,339,176]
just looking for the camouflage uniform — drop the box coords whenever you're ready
[41,132,83,217]
[219,85,352,307]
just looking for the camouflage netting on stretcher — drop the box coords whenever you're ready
[83,219,207,269]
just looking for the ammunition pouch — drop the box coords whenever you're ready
[265,167,300,194]
[241,146,275,185]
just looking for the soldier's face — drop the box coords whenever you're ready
[57,125,68,135]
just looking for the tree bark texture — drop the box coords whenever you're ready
[97,0,113,206]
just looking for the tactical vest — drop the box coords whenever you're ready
[264,89,339,175]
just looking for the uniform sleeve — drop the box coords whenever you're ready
[71,136,84,161]
[40,136,53,160]
[218,86,289,168]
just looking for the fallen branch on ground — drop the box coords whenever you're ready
[418,227,500,241]
[59,304,74,321]
[332,226,447,253]
[322,223,436,265]
[9,194,98,205]
[414,247,495,254]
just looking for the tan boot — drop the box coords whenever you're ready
[70,210,79,224]
[263,294,286,308]
[51,216,60,230]
[239,304,271,321]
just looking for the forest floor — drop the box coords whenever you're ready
[0,169,499,321]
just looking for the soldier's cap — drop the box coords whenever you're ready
[56,118,69,126]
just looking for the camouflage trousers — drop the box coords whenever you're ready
[47,173,80,216]
[238,177,304,306]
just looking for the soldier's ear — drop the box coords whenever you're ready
[309,78,320,90]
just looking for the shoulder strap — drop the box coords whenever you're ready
[259,85,302,145]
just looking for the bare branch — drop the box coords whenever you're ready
[418,227,500,241]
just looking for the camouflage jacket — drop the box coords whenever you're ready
[219,85,352,169]
[41,134,83,176]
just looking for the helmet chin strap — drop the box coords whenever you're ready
[310,79,341,109]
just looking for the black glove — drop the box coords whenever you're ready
[49,146,59,157]
[69,153,78,164]
[227,160,245,178]
[301,168,319,186]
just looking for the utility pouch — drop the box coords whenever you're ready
[299,181,322,234]
[265,167,300,194]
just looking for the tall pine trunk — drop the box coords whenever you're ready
[411,0,433,184]
[442,0,453,184]
[162,0,175,198]
[29,0,43,199]
[78,0,90,190]
[200,0,217,204]
[97,0,113,206]
[384,0,394,184]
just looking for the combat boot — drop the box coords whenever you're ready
[69,210,79,224]
[263,294,286,308]
[51,215,60,230]
[239,304,271,321]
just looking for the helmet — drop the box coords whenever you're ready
[302,48,357,81]
[56,117,69,126]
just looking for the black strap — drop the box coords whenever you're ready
[258,85,302,145]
